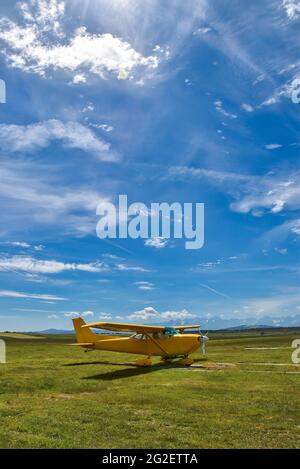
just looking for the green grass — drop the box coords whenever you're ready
[0,332,44,339]
[0,330,299,449]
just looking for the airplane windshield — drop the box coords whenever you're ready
[164,327,179,336]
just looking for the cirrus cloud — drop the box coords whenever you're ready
[0,120,118,162]
[0,256,107,274]
[0,290,66,301]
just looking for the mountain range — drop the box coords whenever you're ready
[32,314,300,334]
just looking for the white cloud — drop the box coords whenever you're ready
[82,311,94,317]
[193,26,212,35]
[199,282,230,299]
[128,306,195,322]
[134,281,155,291]
[99,313,112,320]
[64,310,94,318]
[48,314,59,319]
[128,306,160,321]
[0,159,110,236]
[265,144,282,150]
[261,96,278,106]
[282,0,300,19]
[0,1,160,83]
[0,290,65,300]
[64,311,80,318]
[196,260,222,270]
[72,73,86,84]
[89,123,114,133]
[260,78,299,108]
[34,245,44,251]
[0,256,106,274]
[116,263,149,272]
[82,103,95,113]
[144,237,167,249]
[262,218,300,245]
[241,103,254,112]
[7,241,31,248]
[1,241,45,251]
[0,120,118,162]
[214,100,237,119]
[291,219,300,235]
[19,0,65,35]
[274,247,288,255]
[167,166,300,217]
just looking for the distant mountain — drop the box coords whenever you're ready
[221,324,276,331]
[163,314,300,330]
[31,314,300,334]
[34,328,74,334]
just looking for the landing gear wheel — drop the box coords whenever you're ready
[176,357,194,366]
[134,357,152,367]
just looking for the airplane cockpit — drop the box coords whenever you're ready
[131,328,179,340]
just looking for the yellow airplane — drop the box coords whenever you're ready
[72,317,209,366]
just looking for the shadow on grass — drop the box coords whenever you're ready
[64,357,209,380]
[63,360,134,367]
[83,367,159,381]
[64,358,207,368]
[82,360,210,380]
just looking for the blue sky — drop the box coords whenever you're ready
[0,0,300,331]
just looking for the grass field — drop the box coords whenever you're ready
[0,329,299,449]
[0,333,44,340]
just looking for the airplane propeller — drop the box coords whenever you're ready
[200,331,209,355]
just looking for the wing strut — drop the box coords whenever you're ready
[144,332,168,355]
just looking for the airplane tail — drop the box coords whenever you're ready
[72,317,98,343]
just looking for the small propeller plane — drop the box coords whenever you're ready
[72,317,209,366]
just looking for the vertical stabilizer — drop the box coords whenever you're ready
[72,317,97,343]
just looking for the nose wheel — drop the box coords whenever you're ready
[176,356,194,366]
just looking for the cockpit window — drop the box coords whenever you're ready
[132,329,178,340]
[132,333,145,340]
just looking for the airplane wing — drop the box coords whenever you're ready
[82,322,167,334]
[82,322,201,334]
[174,325,200,331]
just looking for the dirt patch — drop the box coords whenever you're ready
[45,392,97,401]
[242,370,300,375]
[244,347,291,350]
[191,362,237,370]
[240,362,300,366]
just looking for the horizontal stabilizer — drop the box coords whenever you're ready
[69,342,94,347]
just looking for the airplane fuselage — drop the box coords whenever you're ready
[85,333,200,358]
